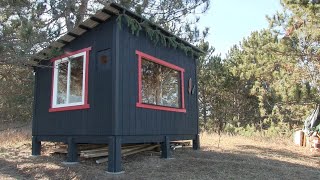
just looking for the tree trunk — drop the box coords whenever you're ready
[202,89,208,130]
[65,0,74,32]
[75,0,89,26]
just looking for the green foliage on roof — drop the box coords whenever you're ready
[116,13,202,58]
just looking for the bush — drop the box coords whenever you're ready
[222,122,293,138]
[0,66,34,123]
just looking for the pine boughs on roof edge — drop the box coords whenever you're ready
[116,13,201,58]
[37,9,202,63]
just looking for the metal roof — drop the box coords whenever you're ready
[34,3,204,60]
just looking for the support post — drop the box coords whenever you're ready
[161,136,171,158]
[193,134,200,150]
[32,136,41,156]
[66,137,78,163]
[107,136,122,173]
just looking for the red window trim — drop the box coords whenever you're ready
[49,47,91,112]
[135,50,186,113]
[49,104,90,112]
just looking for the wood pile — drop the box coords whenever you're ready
[95,145,159,164]
[294,130,320,156]
[50,144,106,154]
[51,144,160,164]
[51,141,191,163]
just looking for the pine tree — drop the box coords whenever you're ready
[226,0,320,132]
[197,41,260,132]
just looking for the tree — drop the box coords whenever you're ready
[0,0,47,122]
[226,25,318,132]
[1,0,210,66]
[198,0,320,134]
[197,41,259,132]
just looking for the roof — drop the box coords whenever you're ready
[34,3,204,61]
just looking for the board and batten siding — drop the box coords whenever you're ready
[33,17,117,136]
[33,17,199,138]
[117,23,199,136]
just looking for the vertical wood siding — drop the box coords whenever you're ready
[33,17,199,137]
[117,23,199,136]
[33,18,117,136]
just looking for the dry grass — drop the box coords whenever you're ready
[200,133,320,168]
[1,125,320,180]
[0,122,31,147]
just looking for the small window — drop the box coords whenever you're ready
[136,50,186,113]
[96,49,111,71]
[49,47,91,112]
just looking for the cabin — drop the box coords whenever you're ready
[31,3,202,173]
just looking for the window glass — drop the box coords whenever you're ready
[56,61,68,105]
[69,56,84,103]
[50,48,91,111]
[53,53,86,107]
[141,58,181,108]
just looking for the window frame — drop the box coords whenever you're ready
[49,47,91,112]
[136,50,186,113]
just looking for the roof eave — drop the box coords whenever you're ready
[33,3,205,61]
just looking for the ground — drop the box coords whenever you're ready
[0,123,320,180]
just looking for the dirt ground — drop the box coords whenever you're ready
[1,123,320,180]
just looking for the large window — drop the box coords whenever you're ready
[49,47,91,112]
[136,50,186,113]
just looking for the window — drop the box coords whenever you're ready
[136,50,186,113]
[141,59,181,108]
[49,47,91,112]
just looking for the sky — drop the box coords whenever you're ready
[199,0,283,58]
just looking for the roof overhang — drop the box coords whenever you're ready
[34,3,204,61]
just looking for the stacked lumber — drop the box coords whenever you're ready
[95,145,159,164]
[81,144,154,158]
[50,144,107,154]
[51,144,159,163]
[51,141,191,163]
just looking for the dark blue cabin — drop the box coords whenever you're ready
[32,3,202,173]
